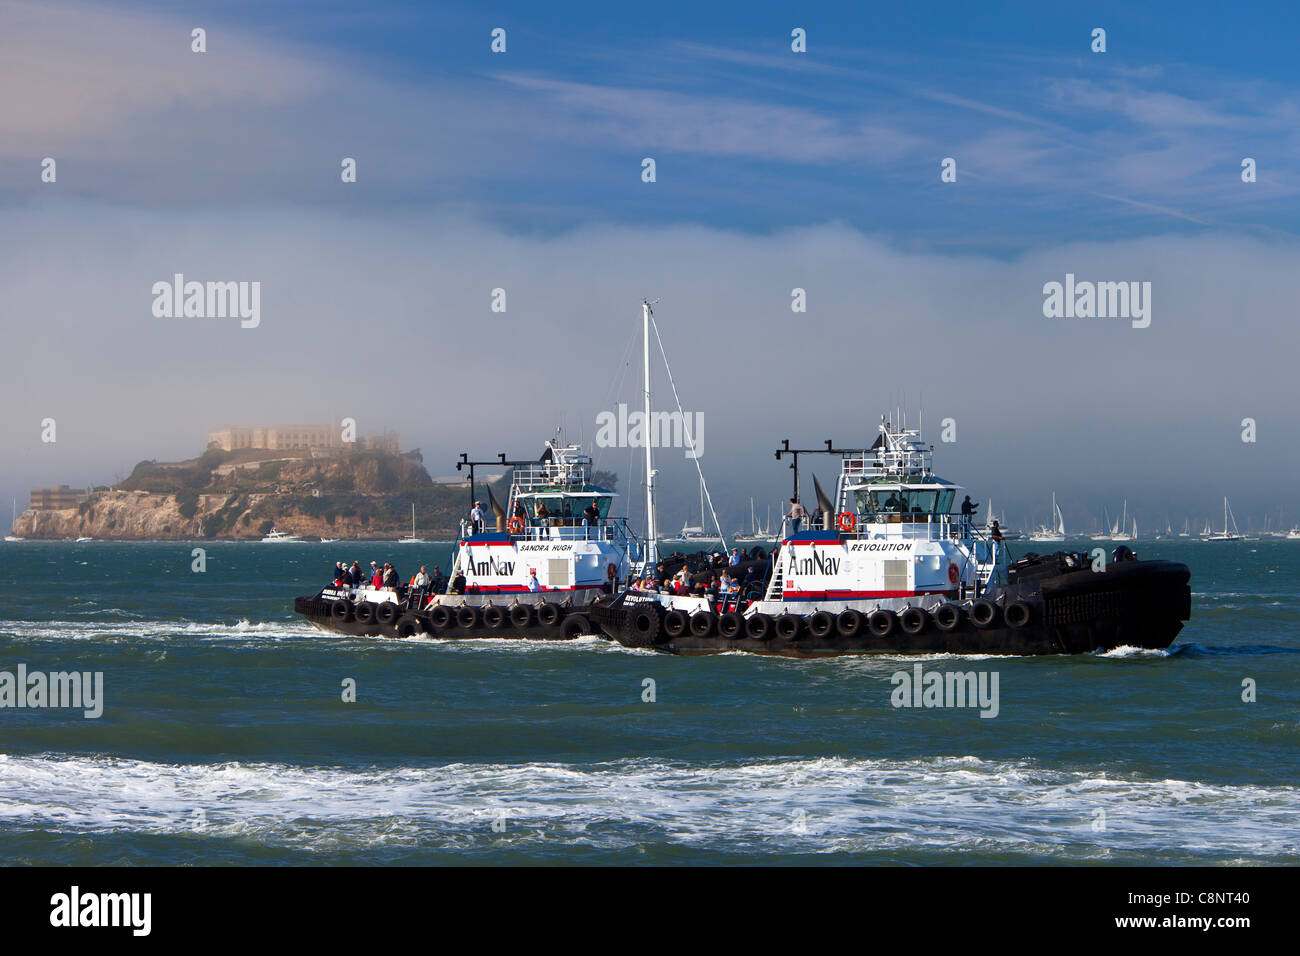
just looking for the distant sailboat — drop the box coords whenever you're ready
[1090,506,1112,541]
[1203,497,1243,541]
[1105,499,1136,542]
[1027,493,1066,542]
[398,503,425,543]
[984,498,1022,540]
[734,497,772,542]
[3,498,22,542]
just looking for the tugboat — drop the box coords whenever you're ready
[588,416,1191,656]
[293,434,644,639]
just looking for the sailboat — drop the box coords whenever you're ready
[983,499,1022,540]
[1027,493,1066,542]
[1107,502,1138,538]
[665,473,722,544]
[734,498,772,542]
[1203,497,1243,541]
[3,498,23,541]
[397,503,425,543]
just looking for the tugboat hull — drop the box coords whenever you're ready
[293,593,600,641]
[586,553,1191,657]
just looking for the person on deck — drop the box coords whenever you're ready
[527,569,541,592]
[785,498,806,534]
[470,501,485,535]
[536,501,552,529]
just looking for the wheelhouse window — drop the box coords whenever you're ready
[853,487,954,515]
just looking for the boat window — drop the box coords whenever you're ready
[907,490,939,514]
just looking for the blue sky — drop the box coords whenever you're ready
[8,1,1299,249]
[3,1,1300,532]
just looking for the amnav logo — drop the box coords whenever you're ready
[787,550,840,576]
[472,557,515,577]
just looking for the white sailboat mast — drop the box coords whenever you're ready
[643,300,658,566]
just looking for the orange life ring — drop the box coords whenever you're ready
[948,563,960,584]
[606,562,618,580]
[507,516,525,534]
[837,512,856,532]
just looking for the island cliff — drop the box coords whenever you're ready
[10,446,512,540]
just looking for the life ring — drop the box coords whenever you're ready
[507,516,525,534]
[947,563,960,585]
[837,511,856,532]
[606,562,618,581]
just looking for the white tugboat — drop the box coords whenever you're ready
[295,434,645,639]
[590,415,1192,656]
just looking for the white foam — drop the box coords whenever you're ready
[0,753,1295,859]
[1094,645,1171,658]
[0,618,321,643]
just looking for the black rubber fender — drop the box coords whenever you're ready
[689,611,716,637]
[934,603,964,632]
[1005,600,1033,629]
[561,613,591,639]
[809,611,835,638]
[900,606,930,635]
[627,605,663,646]
[836,609,863,638]
[970,599,999,629]
[868,608,896,637]
[663,609,690,638]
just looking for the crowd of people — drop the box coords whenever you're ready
[330,560,449,600]
[628,549,764,599]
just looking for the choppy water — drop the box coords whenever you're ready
[1,539,1297,865]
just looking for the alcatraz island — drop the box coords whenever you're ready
[9,424,612,541]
